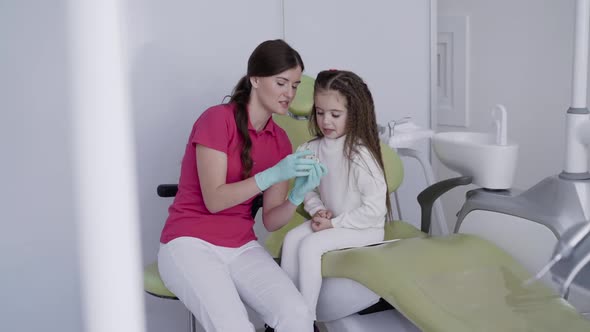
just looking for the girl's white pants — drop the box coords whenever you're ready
[280,221,384,319]
[158,237,314,332]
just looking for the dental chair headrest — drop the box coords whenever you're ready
[289,74,315,117]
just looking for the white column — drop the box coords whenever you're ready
[571,0,590,108]
[565,114,590,173]
[565,0,590,174]
[68,1,146,332]
[578,119,590,146]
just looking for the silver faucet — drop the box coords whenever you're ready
[491,104,508,146]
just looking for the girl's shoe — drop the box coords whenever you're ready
[264,323,319,331]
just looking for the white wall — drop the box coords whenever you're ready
[0,1,83,331]
[436,0,577,230]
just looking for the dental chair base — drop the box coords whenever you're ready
[315,277,420,332]
[323,310,420,332]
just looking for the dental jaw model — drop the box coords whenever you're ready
[297,142,320,163]
[303,151,320,163]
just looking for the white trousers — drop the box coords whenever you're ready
[280,221,384,319]
[158,237,314,332]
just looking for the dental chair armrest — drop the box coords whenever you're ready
[156,184,263,219]
[251,194,264,219]
[417,176,473,234]
[157,184,178,197]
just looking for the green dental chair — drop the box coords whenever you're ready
[266,75,590,332]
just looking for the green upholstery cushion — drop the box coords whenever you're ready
[144,261,177,299]
[272,113,314,153]
[384,220,425,241]
[321,234,590,332]
[289,75,315,117]
[381,142,403,194]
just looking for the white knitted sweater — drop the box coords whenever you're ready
[298,136,387,229]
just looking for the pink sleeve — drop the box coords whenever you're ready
[192,106,232,153]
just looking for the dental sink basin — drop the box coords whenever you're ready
[433,132,519,189]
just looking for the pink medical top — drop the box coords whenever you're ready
[160,103,292,247]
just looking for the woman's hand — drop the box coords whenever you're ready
[288,163,327,206]
[254,150,316,191]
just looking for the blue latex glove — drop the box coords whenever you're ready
[288,162,328,206]
[254,150,317,191]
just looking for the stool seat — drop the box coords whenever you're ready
[144,261,177,299]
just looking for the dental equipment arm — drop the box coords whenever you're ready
[544,221,590,298]
[526,222,590,287]
[555,222,590,263]
[561,244,590,298]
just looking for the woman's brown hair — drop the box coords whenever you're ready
[229,39,304,179]
[309,70,393,221]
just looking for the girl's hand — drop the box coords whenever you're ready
[311,215,333,232]
[314,210,333,219]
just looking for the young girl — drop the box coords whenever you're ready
[280,69,393,320]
